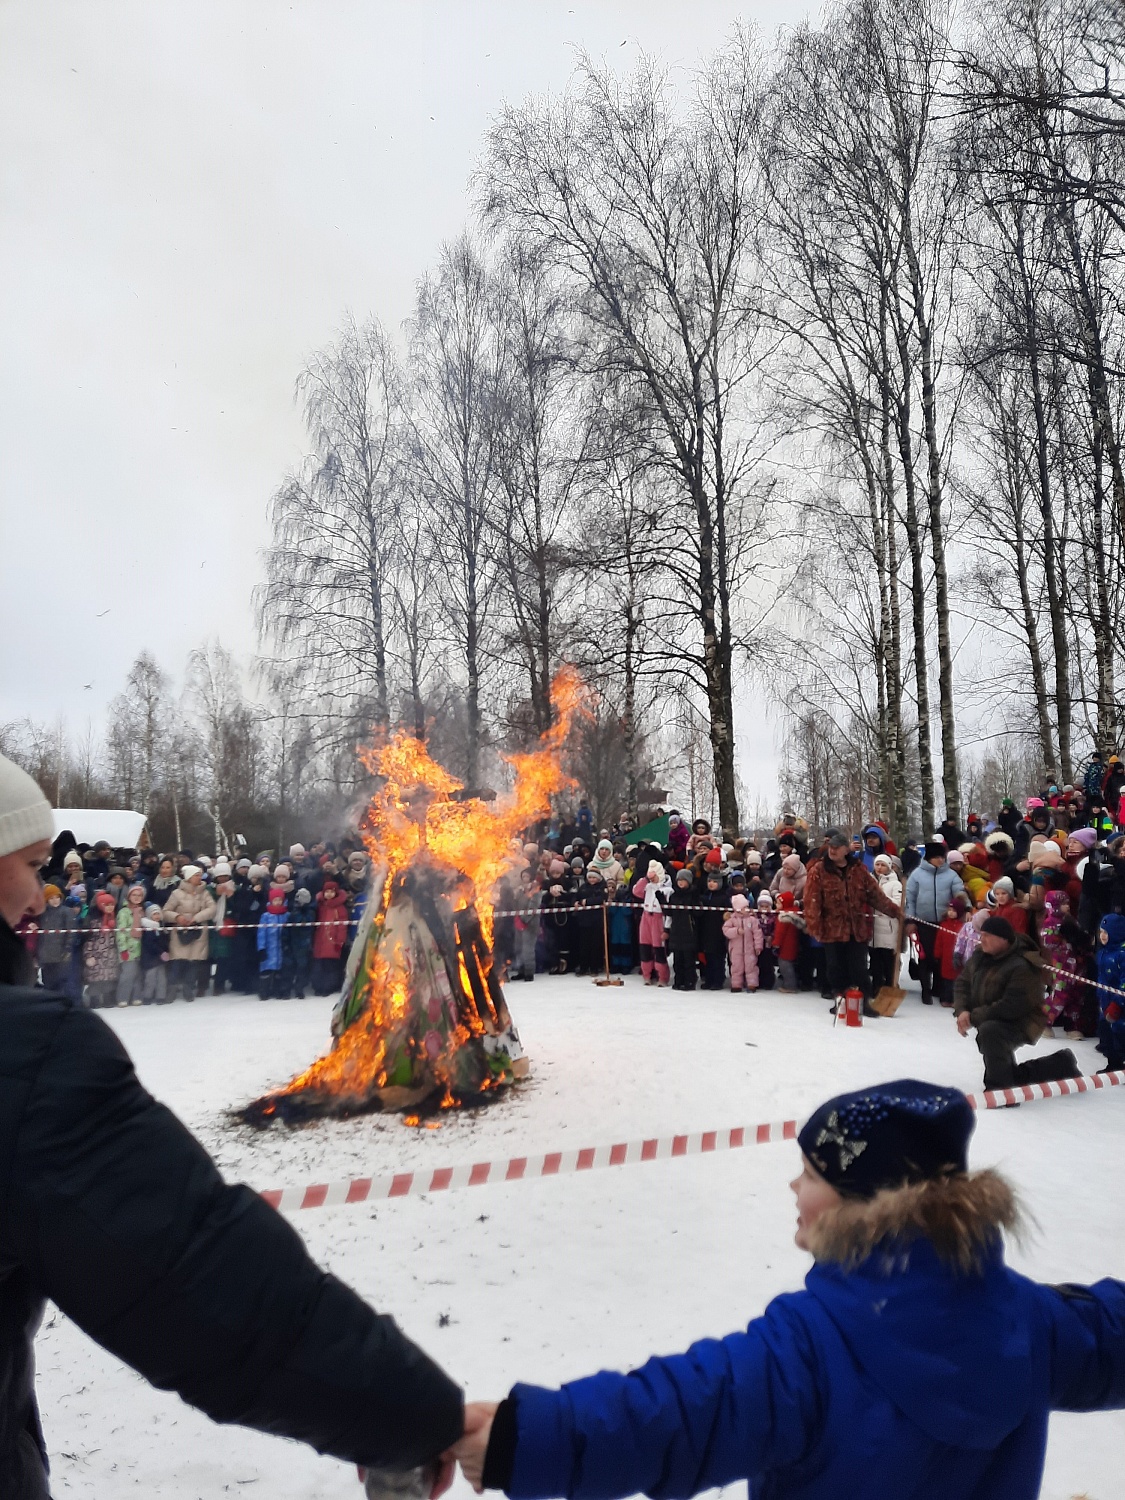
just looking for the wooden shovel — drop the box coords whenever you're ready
[870,882,908,1016]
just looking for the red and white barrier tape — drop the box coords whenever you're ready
[257,1067,1125,1212]
[907,912,1125,1002]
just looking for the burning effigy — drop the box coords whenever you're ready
[241,670,582,1125]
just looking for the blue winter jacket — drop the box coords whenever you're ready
[905,862,966,924]
[256,910,288,972]
[1096,915,1125,1064]
[860,825,887,872]
[505,1239,1125,1500]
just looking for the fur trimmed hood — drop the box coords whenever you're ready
[984,830,1015,857]
[804,1168,1020,1274]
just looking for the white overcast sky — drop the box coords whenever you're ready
[0,0,810,801]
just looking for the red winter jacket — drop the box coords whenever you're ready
[313,887,350,960]
[774,911,803,963]
[933,918,963,983]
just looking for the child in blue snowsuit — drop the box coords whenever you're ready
[453,1079,1125,1500]
[1095,912,1125,1073]
[256,888,289,1001]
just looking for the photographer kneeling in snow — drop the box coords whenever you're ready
[953,914,1082,1090]
[449,1080,1125,1500]
[0,754,467,1499]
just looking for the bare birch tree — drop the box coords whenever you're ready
[481,35,771,831]
[256,315,401,735]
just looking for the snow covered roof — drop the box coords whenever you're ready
[52,808,149,849]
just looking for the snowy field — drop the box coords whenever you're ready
[37,976,1125,1500]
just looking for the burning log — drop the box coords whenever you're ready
[239,670,583,1127]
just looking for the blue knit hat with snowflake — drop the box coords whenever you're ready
[798,1079,975,1198]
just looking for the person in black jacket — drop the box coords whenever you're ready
[697,870,729,990]
[0,752,465,1498]
[666,868,699,990]
[572,867,608,976]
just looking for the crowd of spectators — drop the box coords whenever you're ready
[25,837,369,1005]
[18,752,1125,1084]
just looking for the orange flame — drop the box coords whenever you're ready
[253,668,585,1117]
[355,664,585,949]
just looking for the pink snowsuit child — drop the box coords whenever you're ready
[722,893,764,992]
[632,860,671,985]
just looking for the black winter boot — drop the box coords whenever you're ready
[1015,1048,1081,1085]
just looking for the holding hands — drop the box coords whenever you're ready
[448,1401,499,1493]
[360,1401,498,1500]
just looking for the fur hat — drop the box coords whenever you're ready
[798,1079,975,1201]
[924,841,947,862]
[803,1169,1019,1273]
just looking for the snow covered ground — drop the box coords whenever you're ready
[37,975,1125,1500]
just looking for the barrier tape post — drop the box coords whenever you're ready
[257,1067,1125,1213]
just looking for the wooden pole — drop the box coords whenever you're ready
[595,900,623,986]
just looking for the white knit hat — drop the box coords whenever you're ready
[180,864,202,881]
[0,753,54,858]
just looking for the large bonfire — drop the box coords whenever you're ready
[241,670,582,1125]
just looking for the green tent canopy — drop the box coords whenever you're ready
[624,813,671,847]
